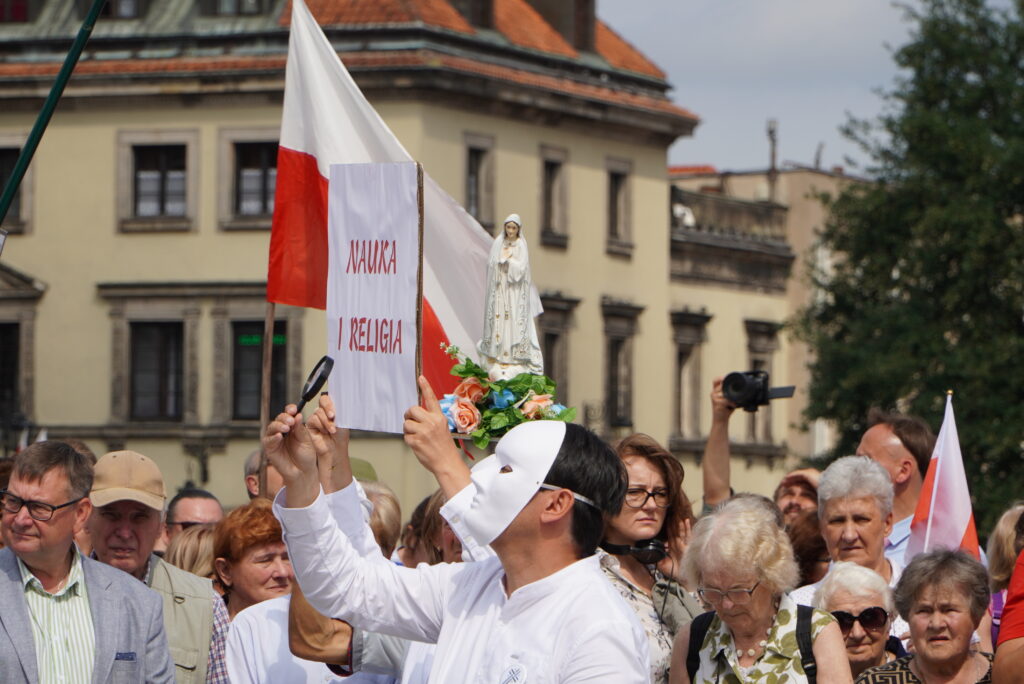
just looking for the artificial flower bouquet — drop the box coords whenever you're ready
[438,344,577,449]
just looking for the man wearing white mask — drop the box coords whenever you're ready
[264,376,650,683]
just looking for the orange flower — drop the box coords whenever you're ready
[522,394,553,419]
[451,396,482,434]
[453,377,487,404]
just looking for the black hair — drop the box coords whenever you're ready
[167,487,221,520]
[543,423,627,558]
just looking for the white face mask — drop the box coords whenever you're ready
[461,421,567,547]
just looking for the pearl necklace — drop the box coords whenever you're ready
[735,629,770,659]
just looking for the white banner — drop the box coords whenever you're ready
[327,162,421,433]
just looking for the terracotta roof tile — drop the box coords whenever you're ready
[493,0,576,58]
[595,20,663,79]
[0,49,696,124]
[669,165,718,176]
[279,0,474,34]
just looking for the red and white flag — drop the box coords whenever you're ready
[905,394,980,560]
[268,0,495,395]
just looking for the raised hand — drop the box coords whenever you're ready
[263,404,321,508]
[306,393,353,493]
[403,375,471,498]
[710,376,736,423]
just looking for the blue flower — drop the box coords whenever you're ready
[550,403,567,415]
[489,388,515,409]
[438,394,457,430]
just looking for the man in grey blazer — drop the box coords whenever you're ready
[0,441,174,683]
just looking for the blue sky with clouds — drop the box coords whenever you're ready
[596,0,917,173]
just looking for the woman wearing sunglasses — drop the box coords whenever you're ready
[599,434,702,684]
[813,562,906,677]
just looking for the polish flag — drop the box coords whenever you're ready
[267,0,493,395]
[905,394,981,561]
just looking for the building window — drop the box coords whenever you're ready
[118,130,197,232]
[0,323,18,421]
[670,310,711,442]
[601,298,644,433]
[99,0,143,18]
[232,320,286,420]
[540,145,568,247]
[538,293,580,404]
[133,145,186,218]
[130,322,183,421]
[744,319,781,444]
[0,148,21,227]
[201,0,263,15]
[0,0,29,22]
[464,132,494,231]
[606,157,633,256]
[234,142,277,217]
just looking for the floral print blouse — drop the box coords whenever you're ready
[692,593,835,684]
[599,550,675,684]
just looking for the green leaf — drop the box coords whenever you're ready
[557,406,577,423]
[472,432,490,450]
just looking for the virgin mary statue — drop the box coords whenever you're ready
[476,213,544,381]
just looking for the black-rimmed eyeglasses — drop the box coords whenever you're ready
[0,489,84,522]
[623,488,670,509]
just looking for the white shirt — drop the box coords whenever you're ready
[226,593,395,684]
[790,558,909,639]
[274,483,651,683]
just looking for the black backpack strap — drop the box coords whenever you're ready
[796,604,817,684]
[686,611,716,682]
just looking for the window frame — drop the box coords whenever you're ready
[601,298,644,433]
[539,145,569,248]
[230,319,287,421]
[117,129,198,233]
[605,157,633,257]
[464,132,494,233]
[0,134,33,234]
[129,321,184,422]
[218,128,280,231]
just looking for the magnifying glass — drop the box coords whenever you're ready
[295,355,334,413]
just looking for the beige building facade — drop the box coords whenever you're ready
[670,165,854,484]
[1,0,730,511]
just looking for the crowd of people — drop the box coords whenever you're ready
[1,375,1024,683]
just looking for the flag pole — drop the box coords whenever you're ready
[0,0,107,228]
[257,300,276,498]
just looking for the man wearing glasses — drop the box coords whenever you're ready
[161,487,224,552]
[0,441,174,683]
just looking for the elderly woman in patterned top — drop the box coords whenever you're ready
[668,498,852,683]
[599,434,702,684]
[857,549,992,684]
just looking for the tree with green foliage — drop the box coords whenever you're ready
[795,0,1024,533]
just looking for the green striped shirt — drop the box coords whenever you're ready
[18,552,95,684]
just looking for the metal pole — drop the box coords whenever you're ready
[257,300,276,498]
[0,0,108,228]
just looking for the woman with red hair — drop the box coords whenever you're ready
[213,498,293,619]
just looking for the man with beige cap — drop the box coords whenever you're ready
[89,450,229,684]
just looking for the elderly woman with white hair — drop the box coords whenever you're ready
[791,456,911,640]
[668,500,852,683]
[813,562,907,678]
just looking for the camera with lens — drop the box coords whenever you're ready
[722,370,795,412]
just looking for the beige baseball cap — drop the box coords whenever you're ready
[90,450,167,511]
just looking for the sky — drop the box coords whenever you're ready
[596,0,918,174]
